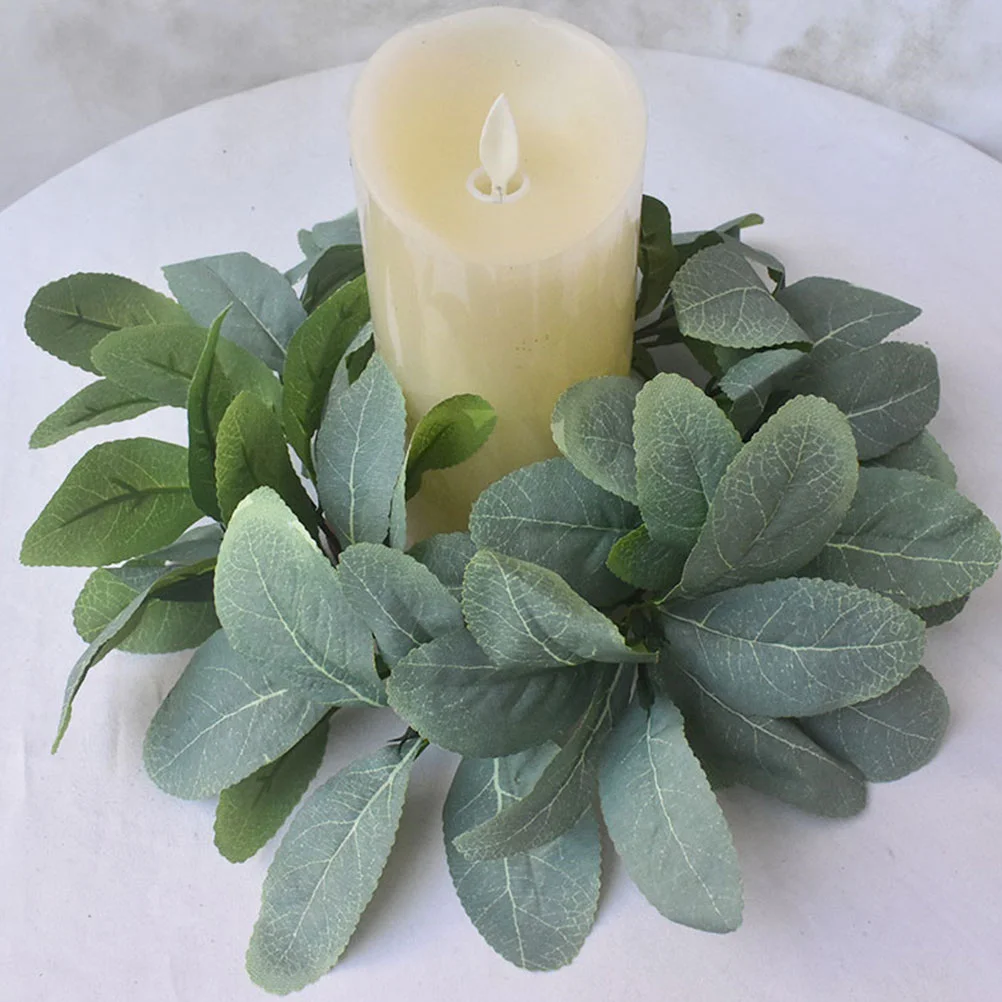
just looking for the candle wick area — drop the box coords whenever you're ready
[466,166,530,204]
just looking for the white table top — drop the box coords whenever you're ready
[2,51,1001,1002]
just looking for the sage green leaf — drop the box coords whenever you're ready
[25,272,187,374]
[469,458,639,608]
[671,244,804,349]
[20,437,201,566]
[867,430,957,487]
[777,277,920,364]
[598,695,743,933]
[281,275,370,478]
[215,390,318,532]
[655,663,865,817]
[636,195,679,319]
[287,211,362,281]
[315,354,407,548]
[245,739,420,994]
[679,396,858,596]
[799,342,939,460]
[133,523,222,566]
[144,630,328,799]
[73,564,218,654]
[717,348,807,434]
[551,376,640,503]
[463,550,652,669]
[454,666,629,860]
[214,714,330,863]
[214,488,384,706]
[634,374,742,572]
[444,752,601,971]
[338,543,463,664]
[806,467,1001,607]
[345,330,375,383]
[388,461,407,550]
[301,245,366,314]
[29,380,158,448]
[409,532,476,600]
[917,595,969,627]
[53,558,215,751]
[662,577,925,716]
[385,629,598,757]
[800,667,949,781]
[606,524,684,592]
[164,252,306,371]
[406,394,497,498]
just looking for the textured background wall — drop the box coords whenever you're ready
[3,0,1001,209]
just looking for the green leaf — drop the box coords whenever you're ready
[678,396,858,596]
[215,390,318,532]
[406,394,497,499]
[469,458,639,608]
[444,751,601,971]
[806,467,1001,608]
[717,348,807,434]
[800,667,949,782]
[25,273,187,374]
[409,532,476,601]
[662,577,926,716]
[777,277,920,364]
[798,342,939,460]
[29,380,158,448]
[551,376,640,503]
[345,329,375,383]
[245,739,420,994]
[867,430,957,487]
[301,245,366,314]
[186,310,230,520]
[462,550,653,669]
[454,666,629,860]
[132,523,223,566]
[385,629,600,757]
[917,595,968,627]
[388,461,407,550]
[53,557,215,751]
[287,211,362,282]
[214,714,330,863]
[633,373,742,578]
[338,543,464,664]
[281,275,370,478]
[21,437,201,566]
[144,630,328,799]
[606,524,685,592]
[598,694,743,933]
[655,663,866,817]
[164,252,306,371]
[671,244,805,348]
[214,487,384,706]
[636,195,680,319]
[315,354,407,547]
[73,564,218,654]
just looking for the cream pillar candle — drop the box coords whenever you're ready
[349,6,647,537]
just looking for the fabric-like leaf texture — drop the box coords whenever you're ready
[29,379,159,449]
[409,532,476,602]
[245,739,420,994]
[717,348,807,434]
[444,750,601,971]
[662,577,925,716]
[800,667,949,781]
[214,488,383,706]
[599,695,743,933]
[606,523,687,592]
[144,630,328,799]
[866,430,956,486]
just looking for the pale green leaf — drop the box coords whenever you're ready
[598,695,743,933]
[463,550,652,669]
[717,347,807,434]
[800,667,949,782]
[469,458,639,608]
[806,467,1001,607]
[21,437,200,567]
[606,523,685,592]
[867,430,957,487]
[315,354,407,547]
[679,396,858,596]
[301,245,366,313]
[338,543,463,664]
[29,380,158,448]
[409,532,476,601]
[132,523,222,566]
[214,714,330,863]
[388,461,407,550]
[662,577,926,716]
[444,752,601,971]
[214,488,383,706]
[25,272,187,373]
[245,740,419,994]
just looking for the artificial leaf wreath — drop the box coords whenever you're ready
[21,196,1000,993]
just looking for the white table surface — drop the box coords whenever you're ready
[2,51,1001,1002]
